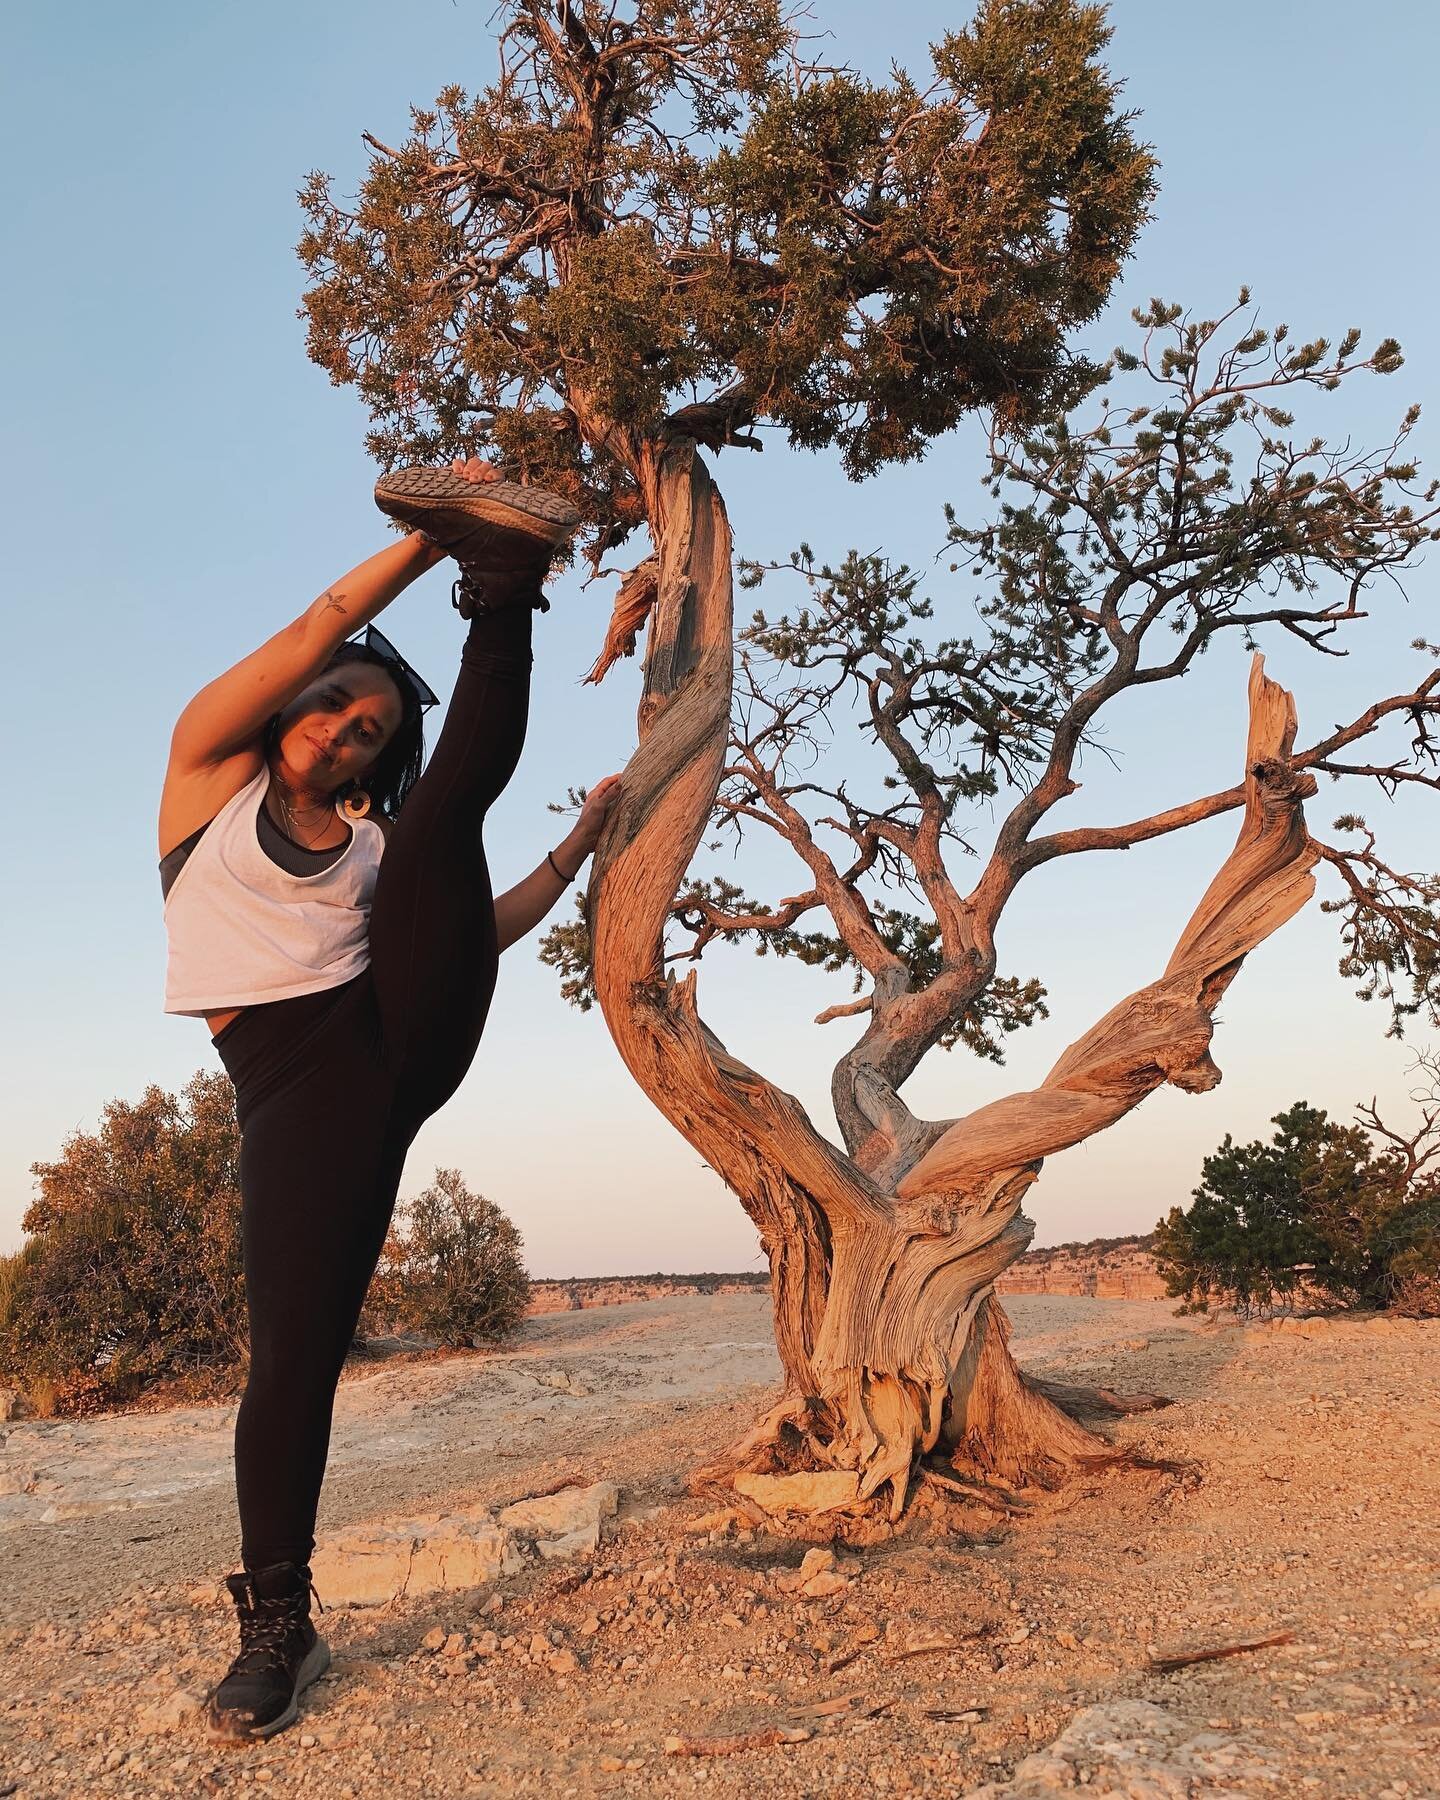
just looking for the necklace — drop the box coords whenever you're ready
[268,779,336,849]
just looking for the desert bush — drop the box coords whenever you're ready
[367,1168,529,1348]
[1155,1101,1440,1316]
[1379,1191,1440,1317]
[0,1071,246,1407]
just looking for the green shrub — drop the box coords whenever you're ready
[1378,1189,1440,1317]
[0,1071,245,1406]
[1156,1101,1440,1317]
[368,1168,529,1348]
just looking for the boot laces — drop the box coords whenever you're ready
[452,572,549,615]
[227,1575,322,1678]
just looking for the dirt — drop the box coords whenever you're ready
[1,1293,1436,1798]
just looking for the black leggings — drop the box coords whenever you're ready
[214,600,533,1571]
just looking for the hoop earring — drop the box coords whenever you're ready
[341,789,372,821]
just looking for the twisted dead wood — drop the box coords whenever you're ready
[587,442,1319,1521]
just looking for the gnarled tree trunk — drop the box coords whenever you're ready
[587,444,1318,1528]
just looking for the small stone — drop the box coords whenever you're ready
[777,1545,843,1595]
[300,1734,317,1748]
[599,1754,625,1772]
[579,1615,601,1638]
[135,1687,206,1734]
[421,1627,446,1652]
[473,1630,500,1655]
[443,1632,467,1657]
[483,1592,504,1615]
[549,1649,580,1674]
[529,1632,552,1659]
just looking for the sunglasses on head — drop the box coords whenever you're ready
[356,624,439,712]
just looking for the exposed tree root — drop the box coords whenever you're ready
[1028,1376,1175,1417]
[916,1463,1028,1516]
[940,1298,1111,1487]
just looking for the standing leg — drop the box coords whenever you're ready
[222,984,400,1573]
[207,980,408,1743]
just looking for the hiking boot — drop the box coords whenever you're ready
[205,1561,330,1744]
[374,467,581,614]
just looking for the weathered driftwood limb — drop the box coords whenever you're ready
[585,555,658,685]
[1026,1377,1174,1417]
[588,440,1319,1525]
[1148,1631,1295,1672]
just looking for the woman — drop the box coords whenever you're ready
[159,460,618,1743]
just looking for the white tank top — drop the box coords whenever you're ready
[163,767,386,1016]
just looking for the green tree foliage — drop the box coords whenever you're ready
[0,1072,246,1407]
[1155,1101,1440,1317]
[367,1168,531,1348]
[298,0,1155,552]
[300,1,1440,1104]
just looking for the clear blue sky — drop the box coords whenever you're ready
[4,1,1438,1276]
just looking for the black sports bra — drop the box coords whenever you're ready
[160,803,351,900]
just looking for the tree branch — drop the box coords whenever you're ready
[898,656,1318,1222]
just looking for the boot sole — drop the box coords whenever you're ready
[374,468,581,547]
[204,1634,331,1744]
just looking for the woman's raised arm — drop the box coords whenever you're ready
[159,534,442,852]
[169,536,441,774]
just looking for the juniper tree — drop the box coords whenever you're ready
[300,1,1440,1525]
[1157,1095,1440,1317]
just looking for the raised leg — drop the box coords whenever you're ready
[365,597,538,1119]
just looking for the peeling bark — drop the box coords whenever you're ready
[587,444,1319,1527]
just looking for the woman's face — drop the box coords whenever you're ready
[270,664,405,796]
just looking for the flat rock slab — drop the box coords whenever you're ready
[496,1480,618,1543]
[966,1701,1278,1797]
[733,1469,860,1515]
[310,1480,619,1607]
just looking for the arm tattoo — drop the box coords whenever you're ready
[319,589,349,617]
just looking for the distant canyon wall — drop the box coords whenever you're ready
[994,1242,1168,1301]
[525,1277,765,1316]
[526,1243,1167,1314]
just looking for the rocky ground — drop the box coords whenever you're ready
[1,1294,1437,1798]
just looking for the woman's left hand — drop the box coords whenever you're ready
[569,774,623,858]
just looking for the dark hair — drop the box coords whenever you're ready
[264,645,427,822]
[324,642,426,819]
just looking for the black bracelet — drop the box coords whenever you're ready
[547,849,577,883]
